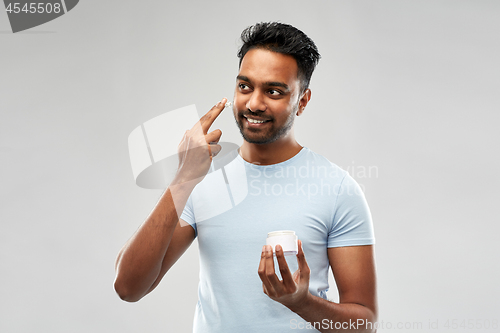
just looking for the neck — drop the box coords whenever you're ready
[239,134,303,165]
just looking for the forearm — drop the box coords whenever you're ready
[114,178,196,301]
[288,294,377,333]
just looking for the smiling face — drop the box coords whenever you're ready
[233,48,309,145]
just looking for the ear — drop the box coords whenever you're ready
[296,89,311,116]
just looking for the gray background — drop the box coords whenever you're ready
[1,0,499,332]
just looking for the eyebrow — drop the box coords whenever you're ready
[236,75,290,92]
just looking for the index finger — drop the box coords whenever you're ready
[200,98,227,134]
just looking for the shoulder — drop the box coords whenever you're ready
[300,148,368,201]
[300,147,348,182]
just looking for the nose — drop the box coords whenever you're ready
[246,90,267,113]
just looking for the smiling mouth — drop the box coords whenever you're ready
[243,115,271,124]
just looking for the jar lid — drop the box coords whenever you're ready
[267,230,296,237]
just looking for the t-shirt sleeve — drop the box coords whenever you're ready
[328,173,375,248]
[180,194,197,237]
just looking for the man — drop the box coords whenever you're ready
[115,22,377,332]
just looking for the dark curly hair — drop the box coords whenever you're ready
[237,22,321,92]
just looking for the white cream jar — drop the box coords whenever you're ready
[266,230,298,256]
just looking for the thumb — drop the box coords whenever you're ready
[209,143,222,157]
[297,240,310,281]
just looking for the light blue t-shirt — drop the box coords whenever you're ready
[180,147,375,332]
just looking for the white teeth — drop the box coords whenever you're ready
[247,118,266,124]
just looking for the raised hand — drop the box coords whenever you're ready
[175,98,227,185]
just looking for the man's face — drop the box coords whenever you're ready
[233,48,305,145]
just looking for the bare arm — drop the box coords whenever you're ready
[114,98,228,302]
[259,242,377,333]
[113,183,196,302]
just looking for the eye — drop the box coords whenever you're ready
[238,83,251,91]
[268,89,282,96]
